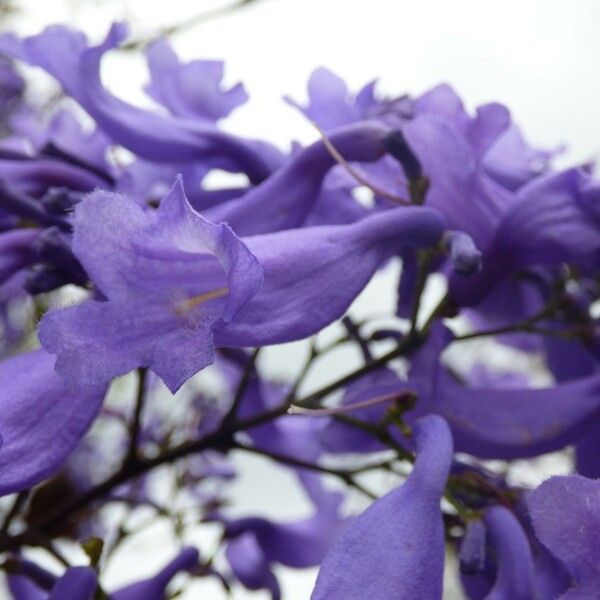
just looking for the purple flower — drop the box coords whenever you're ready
[47,568,97,600]
[0,24,279,182]
[0,349,105,496]
[39,179,444,391]
[410,325,600,459]
[284,67,380,131]
[212,203,444,348]
[450,168,600,307]
[0,228,39,285]
[311,415,453,600]
[205,122,391,235]
[527,475,600,599]
[8,547,199,600]
[0,58,24,126]
[112,547,199,600]
[462,507,534,600]
[39,179,263,392]
[145,40,248,122]
[223,473,347,599]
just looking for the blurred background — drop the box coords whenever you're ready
[0,0,598,597]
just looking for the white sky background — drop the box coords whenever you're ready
[1,0,598,598]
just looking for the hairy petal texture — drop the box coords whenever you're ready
[311,415,453,600]
[39,180,263,392]
[0,349,105,496]
[528,475,600,600]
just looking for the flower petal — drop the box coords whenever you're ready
[527,475,600,599]
[311,415,453,600]
[0,349,105,496]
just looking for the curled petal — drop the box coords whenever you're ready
[311,415,453,600]
[112,547,199,600]
[0,24,277,181]
[527,475,600,599]
[145,40,247,121]
[450,169,600,306]
[206,122,390,236]
[460,520,487,575]
[413,325,600,459]
[284,67,377,131]
[0,228,39,285]
[0,349,105,496]
[483,507,534,600]
[226,534,281,600]
[47,568,97,600]
[216,205,445,346]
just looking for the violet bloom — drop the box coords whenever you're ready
[0,228,39,285]
[112,547,199,600]
[288,68,551,194]
[223,473,347,599]
[205,122,391,235]
[462,507,535,600]
[528,475,600,600]
[145,40,248,122]
[8,548,199,600]
[39,179,263,392]
[47,568,97,600]
[0,58,24,126]
[311,415,453,600]
[449,168,600,307]
[288,69,595,319]
[0,24,279,182]
[0,349,105,496]
[39,179,444,391]
[285,67,380,132]
[212,203,444,348]
[482,507,534,600]
[409,325,600,459]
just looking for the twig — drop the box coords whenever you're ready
[233,442,378,500]
[221,348,260,428]
[120,0,266,51]
[124,367,148,465]
[289,390,414,416]
[0,491,29,537]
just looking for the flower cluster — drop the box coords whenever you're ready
[0,22,599,600]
